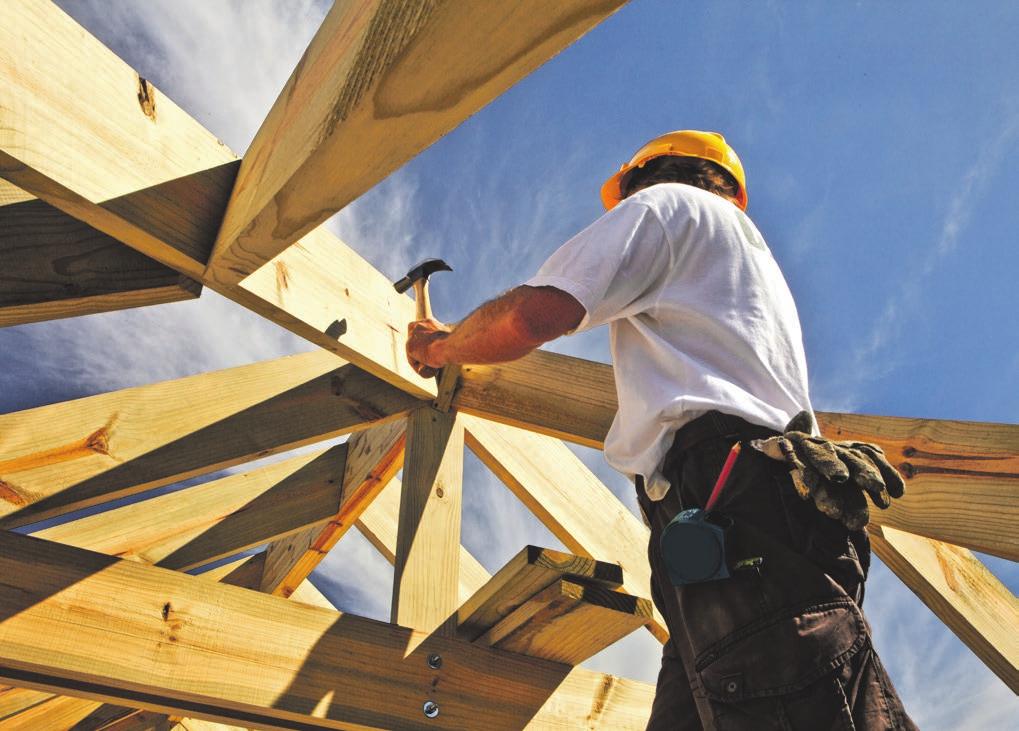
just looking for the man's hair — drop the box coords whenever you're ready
[620,156,740,202]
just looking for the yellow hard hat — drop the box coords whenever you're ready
[600,130,748,211]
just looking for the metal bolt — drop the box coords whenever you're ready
[427,653,443,670]
[423,701,439,718]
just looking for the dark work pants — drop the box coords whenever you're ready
[637,412,917,731]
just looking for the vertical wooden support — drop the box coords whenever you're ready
[392,407,463,638]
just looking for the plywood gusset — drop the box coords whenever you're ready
[0,1,1015,728]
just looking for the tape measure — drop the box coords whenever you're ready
[661,442,742,586]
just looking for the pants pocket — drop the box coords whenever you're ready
[695,597,867,701]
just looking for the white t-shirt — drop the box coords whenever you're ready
[524,183,814,500]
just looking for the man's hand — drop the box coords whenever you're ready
[406,318,452,378]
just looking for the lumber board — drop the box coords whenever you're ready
[0,685,53,721]
[819,412,1019,562]
[0,197,200,327]
[356,476,491,603]
[392,408,463,637]
[207,0,629,284]
[260,420,407,597]
[463,414,668,642]
[0,350,418,528]
[477,578,652,665]
[0,693,103,729]
[456,353,1018,561]
[0,531,654,730]
[456,350,617,449]
[0,0,439,398]
[31,446,346,571]
[457,545,623,643]
[870,526,1019,692]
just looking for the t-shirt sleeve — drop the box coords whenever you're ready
[523,200,670,332]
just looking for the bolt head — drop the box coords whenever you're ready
[427,653,443,669]
[423,701,439,718]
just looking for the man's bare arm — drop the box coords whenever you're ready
[406,285,585,376]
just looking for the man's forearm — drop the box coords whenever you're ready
[434,287,546,365]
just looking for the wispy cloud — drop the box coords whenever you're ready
[825,112,1019,406]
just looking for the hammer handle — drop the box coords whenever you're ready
[412,279,432,320]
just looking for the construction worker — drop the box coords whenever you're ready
[406,130,916,730]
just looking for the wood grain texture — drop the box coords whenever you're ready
[870,526,1019,692]
[356,476,491,604]
[0,531,653,730]
[0,686,54,721]
[208,0,628,284]
[0,350,417,528]
[0,198,199,327]
[393,408,463,638]
[457,546,623,643]
[260,420,407,597]
[478,578,652,665]
[463,414,668,643]
[457,352,1018,561]
[818,412,1019,561]
[32,446,346,571]
[0,0,233,274]
[0,0,435,397]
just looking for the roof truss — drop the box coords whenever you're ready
[1,1,1015,728]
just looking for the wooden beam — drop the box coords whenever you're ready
[819,412,1019,562]
[260,420,407,597]
[456,350,617,449]
[457,545,623,642]
[456,353,1019,561]
[207,0,629,284]
[0,0,434,397]
[0,686,53,721]
[31,446,347,571]
[392,408,463,637]
[0,196,200,327]
[0,350,418,528]
[870,526,1019,692]
[0,532,654,730]
[356,477,491,604]
[462,414,668,643]
[477,578,652,666]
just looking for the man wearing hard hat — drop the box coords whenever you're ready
[407,131,916,730]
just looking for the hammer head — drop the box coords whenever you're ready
[393,258,453,294]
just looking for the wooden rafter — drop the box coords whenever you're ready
[0,194,200,327]
[870,525,1019,692]
[0,531,654,730]
[207,0,629,285]
[260,420,407,597]
[31,446,348,572]
[0,350,417,528]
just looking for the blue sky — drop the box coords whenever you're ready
[3,1,1016,727]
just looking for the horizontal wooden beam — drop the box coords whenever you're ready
[819,412,1019,561]
[32,446,347,571]
[870,526,1019,692]
[0,196,200,327]
[0,531,653,730]
[0,350,418,528]
[456,353,1019,561]
[208,0,628,284]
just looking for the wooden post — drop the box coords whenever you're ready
[392,407,463,638]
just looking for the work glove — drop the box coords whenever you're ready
[748,411,906,531]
